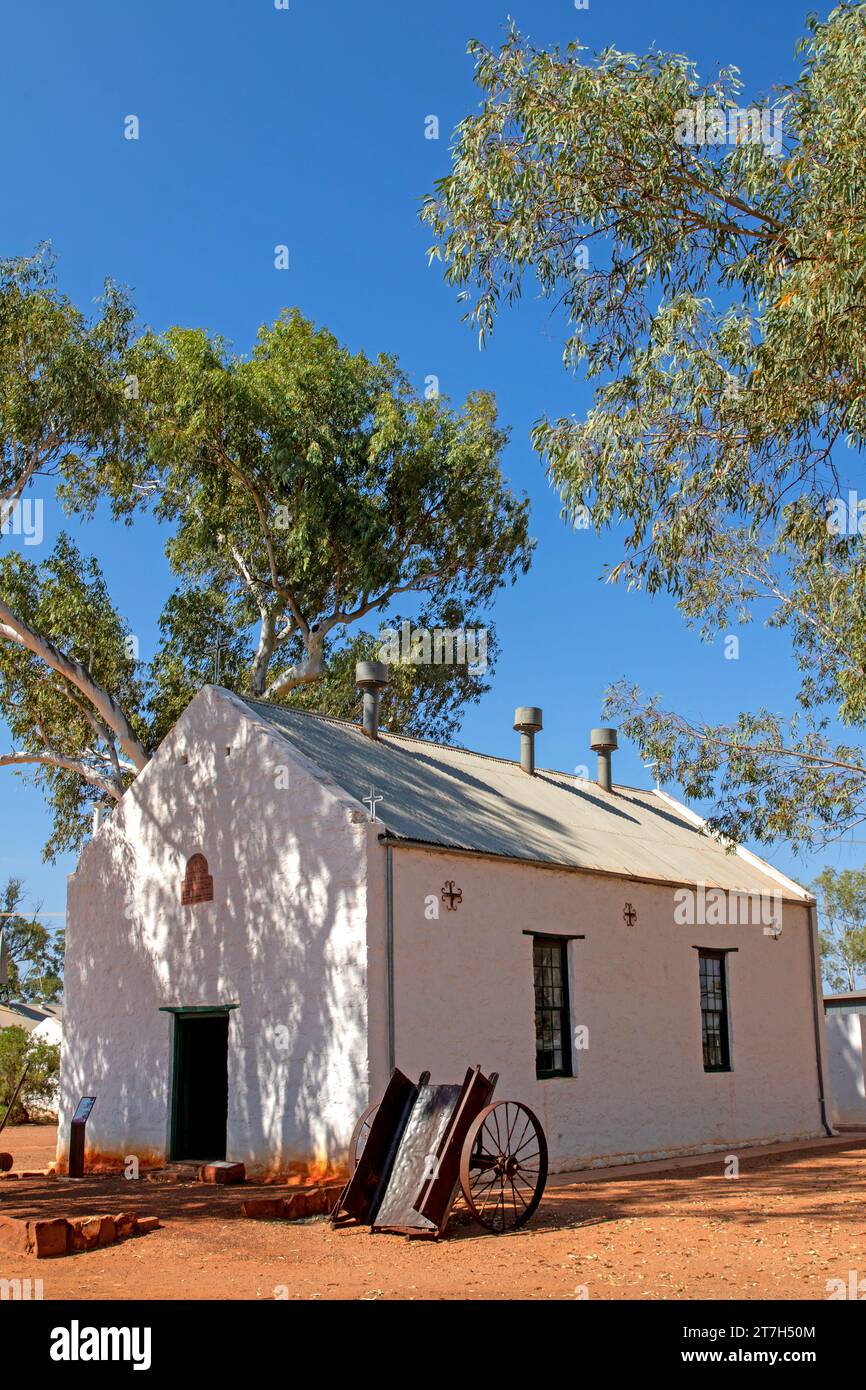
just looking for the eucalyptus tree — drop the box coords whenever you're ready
[0,247,148,857]
[423,2,866,849]
[812,865,866,991]
[1,254,531,856]
[0,877,64,1005]
[127,308,530,745]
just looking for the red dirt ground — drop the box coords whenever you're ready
[1,1126,865,1300]
[0,1122,57,1173]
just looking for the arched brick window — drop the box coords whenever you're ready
[181,854,213,906]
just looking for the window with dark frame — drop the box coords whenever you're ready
[533,936,572,1078]
[698,949,731,1072]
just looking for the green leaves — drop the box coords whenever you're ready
[812,864,866,990]
[424,9,866,567]
[282,604,498,746]
[425,6,866,849]
[0,244,139,515]
[0,1024,60,1124]
[128,307,532,703]
[0,877,63,1005]
[0,537,146,857]
[1,272,532,856]
[609,679,866,848]
[422,24,819,602]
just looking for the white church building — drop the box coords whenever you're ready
[57,670,833,1180]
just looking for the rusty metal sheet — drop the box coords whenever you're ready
[414,1067,497,1225]
[334,1065,504,1236]
[372,1083,462,1232]
[333,1068,417,1223]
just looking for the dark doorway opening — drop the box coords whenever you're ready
[170,1012,229,1160]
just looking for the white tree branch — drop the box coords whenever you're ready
[57,682,130,779]
[1,432,66,522]
[0,599,150,771]
[0,752,122,800]
[262,571,443,699]
[264,628,327,698]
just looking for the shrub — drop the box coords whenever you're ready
[0,1026,61,1124]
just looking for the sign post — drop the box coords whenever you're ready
[68,1096,96,1179]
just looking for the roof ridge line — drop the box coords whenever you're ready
[237,690,649,790]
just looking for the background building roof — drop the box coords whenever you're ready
[0,1000,63,1033]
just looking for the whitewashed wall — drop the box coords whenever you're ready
[373,845,826,1171]
[825,1013,866,1126]
[60,686,827,1180]
[58,687,371,1179]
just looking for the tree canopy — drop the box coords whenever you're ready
[424,2,866,850]
[0,877,63,1005]
[812,865,866,990]
[127,309,529,733]
[0,253,532,856]
[0,1025,60,1124]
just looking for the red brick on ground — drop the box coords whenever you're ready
[32,1218,69,1258]
[115,1212,138,1238]
[0,1214,29,1255]
[242,1197,285,1220]
[198,1161,245,1185]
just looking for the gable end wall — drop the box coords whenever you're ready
[58,686,371,1179]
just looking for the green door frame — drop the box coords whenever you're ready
[161,1005,238,1161]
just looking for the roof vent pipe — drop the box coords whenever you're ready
[514,707,543,775]
[590,727,618,791]
[356,661,389,739]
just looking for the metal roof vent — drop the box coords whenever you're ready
[590,727,618,791]
[356,661,389,739]
[514,706,543,775]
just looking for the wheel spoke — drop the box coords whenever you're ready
[482,1119,499,1152]
[512,1130,539,1158]
[482,1178,503,1221]
[492,1109,504,1150]
[460,1101,547,1232]
[471,1169,498,1196]
[474,1174,501,1213]
[511,1176,533,1206]
[515,1170,539,1189]
[511,1113,531,1154]
[510,1177,528,1214]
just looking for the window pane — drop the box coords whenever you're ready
[533,937,572,1078]
[698,950,730,1072]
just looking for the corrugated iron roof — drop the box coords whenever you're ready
[236,697,808,901]
[0,1000,63,1032]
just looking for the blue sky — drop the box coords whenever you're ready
[0,0,856,921]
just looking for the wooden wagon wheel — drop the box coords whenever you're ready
[348,1102,379,1174]
[459,1101,547,1233]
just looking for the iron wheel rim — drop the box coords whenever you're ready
[459,1101,547,1233]
[348,1102,379,1175]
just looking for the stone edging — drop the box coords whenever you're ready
[0,1211,161,1258]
